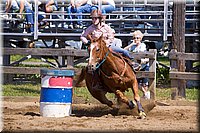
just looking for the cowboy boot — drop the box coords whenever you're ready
[126,59,141,72]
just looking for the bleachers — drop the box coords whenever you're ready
[0,0,199,45]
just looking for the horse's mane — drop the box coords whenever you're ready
[97,36,108,53]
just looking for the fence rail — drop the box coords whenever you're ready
[169,49,200,99]
[2,48,157,99]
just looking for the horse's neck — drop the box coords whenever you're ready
[100,41,119,67]
[102,50,121,73]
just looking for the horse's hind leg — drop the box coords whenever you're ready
[131,79,146,118]
[131,78,140,102]
[89,89,115,108]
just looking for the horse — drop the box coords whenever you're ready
[76,35,146,118]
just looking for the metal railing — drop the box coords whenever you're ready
[0,0,199,41]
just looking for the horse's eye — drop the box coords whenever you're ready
[96,48,100,52]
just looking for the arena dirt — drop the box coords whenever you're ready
[2,96,199,133]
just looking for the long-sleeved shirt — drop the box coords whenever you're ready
[81,22,114,46]
[127,42,149,64]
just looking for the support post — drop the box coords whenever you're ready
[172,0,186,98]
[149,49,157,100]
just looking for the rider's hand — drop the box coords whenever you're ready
[85,40,91,46]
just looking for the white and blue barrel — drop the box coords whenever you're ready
[40,69,74,117]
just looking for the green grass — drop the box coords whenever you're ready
[157,56,170,66]
[2,84,199,101]
[186,88,199,100]
[4,56,199,101]
[3,84,41,96]
[11,55,55,62]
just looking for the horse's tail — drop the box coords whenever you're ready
[73,67,86,87]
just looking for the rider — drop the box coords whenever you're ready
[80,9,134,90]
[80,9,133,60]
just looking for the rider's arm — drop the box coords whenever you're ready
[80,26,95,45]
[80,36,89,44]
[80,29,91,45]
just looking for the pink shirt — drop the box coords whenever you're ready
[81,23,114,46]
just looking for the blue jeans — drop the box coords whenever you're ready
[68,4,92,25]
[25,8,34,32]
[138,63,149,85]
[67,6,77,25]
[26,9,45,33]
[101,5,115,14]
[91,4,115,15]
[110,45,133,59]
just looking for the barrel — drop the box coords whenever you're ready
[40,69,74,117]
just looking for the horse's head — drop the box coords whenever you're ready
[86,34,107,72]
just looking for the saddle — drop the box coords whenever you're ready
[112,52,141,72]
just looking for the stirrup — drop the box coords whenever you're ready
[132,63,141,71]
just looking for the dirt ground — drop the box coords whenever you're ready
[2,96,199,133]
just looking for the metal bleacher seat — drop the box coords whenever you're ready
[0,0,199,45]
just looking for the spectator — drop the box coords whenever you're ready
[15,0,34,33]
[67,0,93,29]
[92,0,115,21]
[4,0,19,14]
[45,0,58,13]
[110,29,122,48]
[124,30,150,99]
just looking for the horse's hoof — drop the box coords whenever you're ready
[137,111,146,119]
[112,106,120,112]
[128,100,136,109]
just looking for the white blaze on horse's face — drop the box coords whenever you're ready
[88,42,96,66]
[88,41,99,68]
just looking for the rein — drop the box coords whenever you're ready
[96,49,110,69]
[99,53,127,80]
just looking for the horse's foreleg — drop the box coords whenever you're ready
[89,89,115,108]
[74,68,86,87]
[115,90,135,109]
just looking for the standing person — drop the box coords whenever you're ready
[124,30,150,99]
[67,0,93,29]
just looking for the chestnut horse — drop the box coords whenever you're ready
[76,35,146,118]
